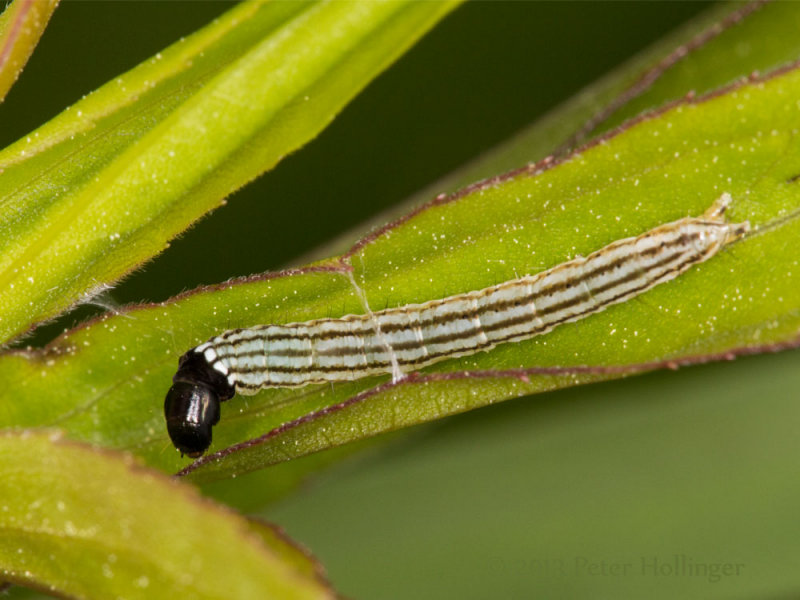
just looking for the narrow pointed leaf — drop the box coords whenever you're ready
[1,61,799,482]
[0,0,459,344]
[0,431,334,599]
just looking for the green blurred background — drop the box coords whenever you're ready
[10,2,800,599]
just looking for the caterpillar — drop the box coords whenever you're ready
[164,194,749,456]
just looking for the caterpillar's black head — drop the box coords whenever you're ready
[164,350,235,457]
[164,380,220,457]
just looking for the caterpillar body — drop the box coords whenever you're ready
[165,194,749,456]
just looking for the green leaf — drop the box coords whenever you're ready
[0,0,58,103]
[409,2,800,204]
[0,0,459,344]
[0,431,334,599]
[314,2,789,263]
[598,0,800,135]
[2,58,799,483]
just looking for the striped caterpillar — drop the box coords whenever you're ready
[165,194,749,456]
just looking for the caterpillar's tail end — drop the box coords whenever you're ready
[704,192,733,221]
[703,192,750,244]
